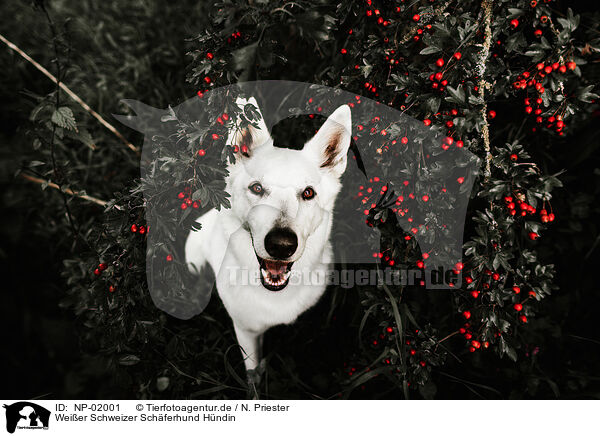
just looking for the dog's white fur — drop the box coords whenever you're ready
[185,98,351,372]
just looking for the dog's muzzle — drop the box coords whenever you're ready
[255,253,294,292]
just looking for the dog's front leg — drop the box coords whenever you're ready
[233,323,263,371]
[233,323,264,398]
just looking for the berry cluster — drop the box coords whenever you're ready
[177,186,200,210]
[92,262,116,293]
[503,194,555,224]
[130,223,147,234]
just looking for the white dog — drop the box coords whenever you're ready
[185,98,351,375]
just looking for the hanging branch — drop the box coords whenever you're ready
[20,174,108,207]
[397,0,453,45]
[477,0,494,179]
[0,32,139,154]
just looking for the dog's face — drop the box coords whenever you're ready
[226,100,352,291]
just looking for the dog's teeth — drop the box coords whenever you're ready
[260,265,291,288]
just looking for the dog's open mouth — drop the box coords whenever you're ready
[256,254,294,292]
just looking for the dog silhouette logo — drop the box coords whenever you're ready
[114,80,480,321]
[3,402,50,433]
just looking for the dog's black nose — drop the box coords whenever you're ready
[264,228,298,259]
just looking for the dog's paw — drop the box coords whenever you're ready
[246,359,266,399]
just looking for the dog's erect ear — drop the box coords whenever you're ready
[227,97,272,158]
[304,105,352,177]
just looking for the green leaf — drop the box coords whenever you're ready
[420,46,441,55]
[118,354,141,366]
[445,85,466,105]
[51,107,77,131]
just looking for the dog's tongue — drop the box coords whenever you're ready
[264,260,288,276]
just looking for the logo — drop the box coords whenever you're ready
[114,81,480,319]
[3,402,50,434]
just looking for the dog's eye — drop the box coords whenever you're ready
[302,187,316,200]
[249,182,264,195]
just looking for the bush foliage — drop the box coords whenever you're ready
[1,0,599,399]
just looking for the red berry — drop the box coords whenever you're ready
[99,263,107,271]
[109,285,116,293]
[211,133,219,140]
[94,268,101,276]
[488,110,496,119]
[463,311,471,319]
[413,14,420,22]
[513,286,521,294]
[422,195,429,202]
[206,52,214,59]
[471,290,480,298]
[510,19,519,28]
[166,254,173,262]
[492,273,500,281]
[534,29,542,37]
[192,201,200,209]
[423,119,432,126]
[130,224,138,233]
[567,61,576,70]
[386,327,393,333]
[471,340,481,349]
[528,232,539,240]
[514,303,523,311]
[198,149,206,156]
[340,48,347,54]
[510,154,518,161]
[519,315,528,323]
[419,361,426,367]
[453,52,462,60]
[204,76,211,84]
[457,177,464,184]
[138,225,146,235]
[436,58,445,67]
[465,276,473,284]
[401,136,409,144]
[181,203,188,210]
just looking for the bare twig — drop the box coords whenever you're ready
[437,330,459,345]
[477,0,494,179]
[397,0,453,45]
[0,32,139,154]
[21,173,108,207]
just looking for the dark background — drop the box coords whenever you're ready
[1,0,599,399]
